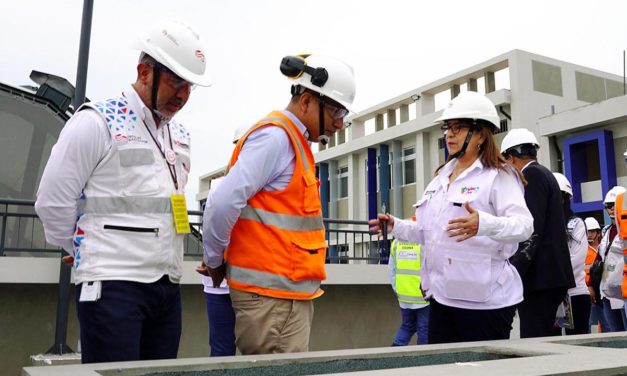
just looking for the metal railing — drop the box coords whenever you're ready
[324,218,390,264]
[0,198,390,355]
[1,199,389,263]
[0,200,205,257]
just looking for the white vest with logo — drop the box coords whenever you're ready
[72,96,190,284]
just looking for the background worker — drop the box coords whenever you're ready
[501,128,575,338]
[388,236,429,346]
[199,54,356,354]
[553,172,589,335]
[370,92,533,344]
[585,216,609,332]
[619,150,627,320]
[599,186,627,332]
[35,20,212,363]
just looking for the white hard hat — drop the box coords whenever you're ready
[134,20,212,87]
[433,91,500,132]
[501,128,540,153]
[604,186,626,204]
[552,172,573,197]
[232,125,249,144]
[281,54,356,111]
[584,217,601,231]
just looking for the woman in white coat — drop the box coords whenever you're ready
[370,92,533,344]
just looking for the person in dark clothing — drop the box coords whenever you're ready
[501,128,575,338]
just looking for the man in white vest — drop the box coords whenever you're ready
[35,20,212,363]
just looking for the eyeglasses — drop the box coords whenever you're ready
[440,122,471,135]
[604,203,615,210]
[148,62,196,91]
[319,98,348,119]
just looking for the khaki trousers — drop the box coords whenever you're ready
[229,288,314,354]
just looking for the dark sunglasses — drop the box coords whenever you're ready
[604,203,615,210]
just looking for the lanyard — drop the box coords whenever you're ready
[143,121,179,191]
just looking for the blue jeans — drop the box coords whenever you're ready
[204,292,236,356]
[392,306,430,346]
[589,303,610,332]
[76,276,181,363]
[601,298,627,332]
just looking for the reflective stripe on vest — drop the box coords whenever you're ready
[78,197,172,214]
[262,117,310,172]
[396,294,427,304]
[227,264,321,294]
[239,205,324,231]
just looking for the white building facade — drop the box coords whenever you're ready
[198,49,627,225]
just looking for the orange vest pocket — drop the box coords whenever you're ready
[302,172,321,213]
[290,239,327,281]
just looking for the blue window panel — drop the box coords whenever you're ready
[563,130,616,214]
[367,148,377,220]
[379,144,390,213]
[318,163,329,219]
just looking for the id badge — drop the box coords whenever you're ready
[170,194,191,234]
[79,281,102,302]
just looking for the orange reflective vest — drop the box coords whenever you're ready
[617,192,627,298]
[584,244,598,286]
[225,111,327,300]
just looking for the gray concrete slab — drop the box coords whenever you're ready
[21,332,627,376]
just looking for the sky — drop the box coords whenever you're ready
[3,0,627,207]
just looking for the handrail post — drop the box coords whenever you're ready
[0,203,7,256]
[46,252,74,355]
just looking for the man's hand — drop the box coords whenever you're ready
[196,262,226,288]
[196,261,210,276]
[447,202,479,242]
[62,255,74,267]
[588,286,597,305]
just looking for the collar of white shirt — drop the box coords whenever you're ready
[123,85,161,131]
[521,160,535,171]
[439,157,485,184]
[123,85,164,144]
[281,109,310,143]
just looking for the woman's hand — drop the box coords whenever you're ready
[368,213,394,237]
[447,202,479,242]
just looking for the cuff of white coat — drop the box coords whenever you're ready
[390,216,411,241]
[62,239,74,256]
[476,210,497,237]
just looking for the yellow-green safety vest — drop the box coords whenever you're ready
[391,240,427,305]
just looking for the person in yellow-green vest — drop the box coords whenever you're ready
[389,239,430,345]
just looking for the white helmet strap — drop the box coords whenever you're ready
[449,120,478,159]
[148,60,174,123]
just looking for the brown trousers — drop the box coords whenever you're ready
[229,288,314,354]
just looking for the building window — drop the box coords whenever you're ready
[338,166,349,198]
[402,146,416,185]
